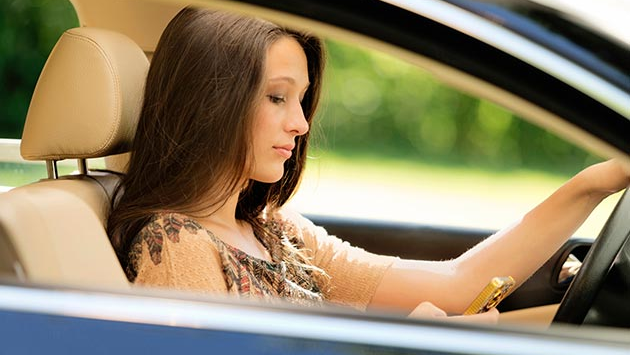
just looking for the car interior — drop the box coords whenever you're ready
[0,0,624,328]
[0,26,148,290]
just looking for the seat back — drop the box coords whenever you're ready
[0,174,125,287]
[0,27,148,288]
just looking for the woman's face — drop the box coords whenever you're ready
[250,36,310,183]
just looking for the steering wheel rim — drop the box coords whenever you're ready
[553,189,630,324]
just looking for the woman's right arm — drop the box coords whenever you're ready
[370,159,629,315]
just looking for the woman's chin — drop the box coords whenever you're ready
[251,171,284,184]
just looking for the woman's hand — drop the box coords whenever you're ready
[408,301,499,324]
[576,159,630,199]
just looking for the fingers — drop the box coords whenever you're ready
[447,308,500,324]
[408,301,500,325]
[408,301,447,319]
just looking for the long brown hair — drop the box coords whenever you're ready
[107,7,325,268]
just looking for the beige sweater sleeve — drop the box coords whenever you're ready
[133,218,228,294]
[281,210,397,310]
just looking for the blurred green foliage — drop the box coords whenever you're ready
[1,0,78,138]
[316,40,598,174]
[1,0,597,175]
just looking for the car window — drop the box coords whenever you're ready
[0,139,106,190]
[0,0,79,191]
[288,38,619,238]
[0,1,618,238]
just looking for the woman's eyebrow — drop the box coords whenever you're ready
[268,76,310,88]
[269,76,294,83]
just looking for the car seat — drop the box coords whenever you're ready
[0,27,149,289]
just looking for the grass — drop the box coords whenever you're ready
[0,162,74,186]
[291,151,618,238]
[0,158,106,186]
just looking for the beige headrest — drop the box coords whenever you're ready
[21,27,149,161]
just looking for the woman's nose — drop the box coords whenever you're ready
[287,102,309,136]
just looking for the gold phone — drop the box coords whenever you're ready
[463,276,515,315]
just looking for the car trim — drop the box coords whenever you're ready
[0,284,629,354]
[385,0,629,118]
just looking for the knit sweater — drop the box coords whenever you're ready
[128,209,397,311]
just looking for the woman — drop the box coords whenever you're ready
[107,7,630,322]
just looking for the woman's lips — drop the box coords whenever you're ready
[274,145,293,159]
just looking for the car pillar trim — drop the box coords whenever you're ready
[387,0,630,118]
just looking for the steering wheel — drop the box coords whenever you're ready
[553,189,630,324]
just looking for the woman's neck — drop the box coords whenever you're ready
[194,188,272,262]
[200,190,242,230]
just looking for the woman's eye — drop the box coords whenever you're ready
[267,95,286,104]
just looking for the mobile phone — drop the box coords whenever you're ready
[463,276,515,315]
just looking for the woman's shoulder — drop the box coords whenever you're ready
[262,207,314,238]
[128,212,227,290]
[139,212,206,242]
[264,207,313,229]
[262,207,328,251]
[135,212,211,264]
[148,212,205,235]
